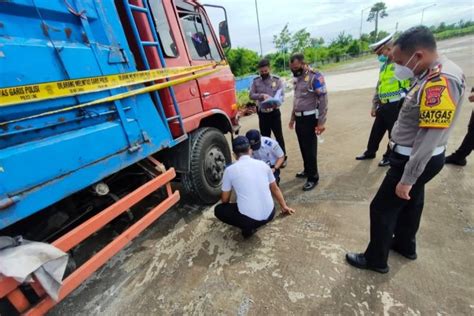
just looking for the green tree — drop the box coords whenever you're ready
[303,47,317,64]
[310,37,325,48]
[333,31,353,47]
[273,23,292,53]
[269,52,287,71]
[360,33,371,42]
[369,29,390,41]
[328,46,345,62]
[436,22,447,33]
[367,2,388,39]
[346,40,361,56]
[225,47,260,77]
[290,28,312,52]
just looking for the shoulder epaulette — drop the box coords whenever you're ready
[271,74,280,79]
[427,64,442,82]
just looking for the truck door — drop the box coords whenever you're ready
[147,0,203,120]
[175,2,235,117]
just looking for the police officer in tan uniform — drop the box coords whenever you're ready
[346,26,465,273]
[289,53,328,191]
[250,59,286,158]
[356,35,411,166]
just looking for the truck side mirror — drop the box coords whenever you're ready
[191,32,211,57]
[219,20,231,49]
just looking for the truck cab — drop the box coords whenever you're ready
[119,0,239,203]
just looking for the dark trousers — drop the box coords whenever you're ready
[258,109,286,154]
[295,114,319,182]
[364,151,445,268]
[452,111,474,159]
[214,203,275,232]
[365,102,401,159]
[273,168,281,186]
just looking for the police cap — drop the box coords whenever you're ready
[232,136,250,154]
[245,129,262,150]
[369,33,394,53]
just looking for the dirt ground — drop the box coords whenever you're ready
[50,36,473,315]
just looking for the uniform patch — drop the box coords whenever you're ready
[272,81,276,88]
[424,85,445,107]
[304,75,309,82]
[419,77,456,128]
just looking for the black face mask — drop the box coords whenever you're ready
[261,73,270,80]
[292,68,303,77]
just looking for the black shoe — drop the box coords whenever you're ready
[356,153,376,160]
[378,158,390,167]
[345,253,389,274]
[295,171,307,178]
[302,180,318,191]
[242,228,257,239]
[390,245,417,260]
[445,154,467,166]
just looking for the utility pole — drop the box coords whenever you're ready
[421,4,436,25]
[359,6,373,39]
[359,6,372,51]
[255,0,263,56]
[395,22,399,33]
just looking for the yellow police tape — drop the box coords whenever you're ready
[1,66,224,126]
[0,62,222,107]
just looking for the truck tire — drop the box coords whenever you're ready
[182,127,231,204]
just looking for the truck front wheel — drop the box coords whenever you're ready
[183,127,231,204]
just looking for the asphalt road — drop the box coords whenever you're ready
[50,36,473,316]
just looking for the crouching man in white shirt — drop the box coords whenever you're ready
[215,136,295,238]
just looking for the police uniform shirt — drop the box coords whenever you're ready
[249,75,285,107]
[221,155,275,221]
[251,136,285,166]
[292,69,328,124]
[391,56,466,185]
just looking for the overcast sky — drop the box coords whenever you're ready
[204,0,474,54]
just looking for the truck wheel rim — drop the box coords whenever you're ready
[204,146,226,187]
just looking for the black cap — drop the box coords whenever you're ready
[246,129,261,150]
[232,136,250,154]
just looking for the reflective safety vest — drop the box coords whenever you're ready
[378,62,411,103]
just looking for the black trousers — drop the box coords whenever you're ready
[295,114,319,182]
[214,203,275,232]
[365,102,401,159]
[452,111,474,159]
[364,151,445,268]
[273,168,281,186]
[258,109,286,154]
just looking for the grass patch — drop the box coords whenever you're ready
[435,26,474,40]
